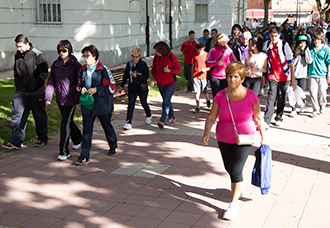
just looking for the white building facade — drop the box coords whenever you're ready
[0,0,242,71]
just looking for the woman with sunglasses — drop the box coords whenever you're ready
[45,40,82,161]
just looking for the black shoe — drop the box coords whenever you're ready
[74,157,90,165]
[2,142,21,150]
[35,140,47,147]
[108,148,117,156]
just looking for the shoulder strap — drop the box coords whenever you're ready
[225,91,238,136]
[218,47,227,61]
[169,53,174,69]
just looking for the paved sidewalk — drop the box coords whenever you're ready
[1,87,330,228]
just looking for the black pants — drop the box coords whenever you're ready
[243,77,261,95]
[292,78,307,111]
[264,79,290,124]
[80,113,117,160]
[58,105,82,155]
[126,90,151,124]
[9,91,48,146]
[210,77,228,98]
[218,142,252,183]
[184,64,193,92]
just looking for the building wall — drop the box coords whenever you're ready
[187,0,245,40]
[0,0,188,71]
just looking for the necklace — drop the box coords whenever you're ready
[228,88,241,96]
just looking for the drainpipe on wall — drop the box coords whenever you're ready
[146,0,150,56]
[169,0,172,49]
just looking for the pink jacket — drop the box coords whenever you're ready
[206,43,237,79]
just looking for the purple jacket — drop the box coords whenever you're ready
[45,55,81,106]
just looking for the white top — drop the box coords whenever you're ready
[247,52,268,77]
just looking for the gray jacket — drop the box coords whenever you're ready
[293,47,313,79]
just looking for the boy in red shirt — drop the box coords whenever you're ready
[181,30,197,92]
[191,41,211,113]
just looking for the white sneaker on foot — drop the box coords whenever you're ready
[72,143,81,150]
[265,123,270,130]
[146,116,152,124]
[320,106,325,114]
[123,121,132,130]
[223,202,239,220]
[300,106,305,113]
[57,154,71,161]
[290,111,297,118]
[275,120,282,127]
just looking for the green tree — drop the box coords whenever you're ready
[263,0,271,29]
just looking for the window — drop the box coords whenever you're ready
[195,0,208,22]
[36,0,62,23]
[313,13,319,19]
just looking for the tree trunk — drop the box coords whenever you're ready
[264,0,271,30]
[316,0,330,24]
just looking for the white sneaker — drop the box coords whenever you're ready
[290,111,297,118]
[72,143,81,150]
[275,120,282,127]
[57,154,71,161]
[300,106,305,113]
[265,123,270,130]
[123,121,132,130]
[146,116,152,124]
[223,202,239,220]
[259,88,264,96]
[320,106,326,114]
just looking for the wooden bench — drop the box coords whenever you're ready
[111,67,128,98]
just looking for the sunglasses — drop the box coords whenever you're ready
[58,49,68,53]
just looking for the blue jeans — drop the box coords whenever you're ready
[158,84,176,122]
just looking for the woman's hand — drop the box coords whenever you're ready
[131,70,137,78]
[201,135,210,146]
[81,87,87,94]
[45,101,51,105]
[87,87,96,96]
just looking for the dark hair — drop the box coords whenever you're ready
[254,30,266,41]
[314,30,326,43]
[203,29,209,34]
[195,41,205,49]
[211,28,218,34]
[81,45,99,60]
[153,41,170,57]
[15,34,29,44]
[231,24,242,34]
[57,40,73,55]
[249,37,263,53]
[269,26,280,34]
[188,30,195,35]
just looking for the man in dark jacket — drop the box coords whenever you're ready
[282,23,294,47]
[2,34,48,150]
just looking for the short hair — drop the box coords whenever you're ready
[314,30,326,43]
[189,30,195,35]
[203,29,209,34]
[15,34,29,44]
[81,45,99,60]
[57,40,73,55]
[153,41,170,57]
[131,47,142,56]
[195,41,205,49]
[231,24,242,34]
[269,26,280,34]
[216,33,229,42]
[242,31,252,39]
[211,29,218,34]
[249,37,264,53]
[225,61,246,81]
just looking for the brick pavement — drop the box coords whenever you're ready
[1,87,330,227]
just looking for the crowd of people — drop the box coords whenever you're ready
[2,20,330,221]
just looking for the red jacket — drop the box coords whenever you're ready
[151,52,181,87]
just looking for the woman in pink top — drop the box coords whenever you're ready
[206,33,237,98]
[202,62,266,221]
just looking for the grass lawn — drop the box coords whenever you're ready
[0,54,186,147]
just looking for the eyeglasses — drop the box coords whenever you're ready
[58,49,68,53]
[82,54,92,58]
[131,55,140,58]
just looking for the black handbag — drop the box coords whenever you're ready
[137,81,148,92]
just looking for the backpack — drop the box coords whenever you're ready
[266,39,287,57]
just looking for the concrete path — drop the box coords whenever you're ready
[1,87,330,228]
